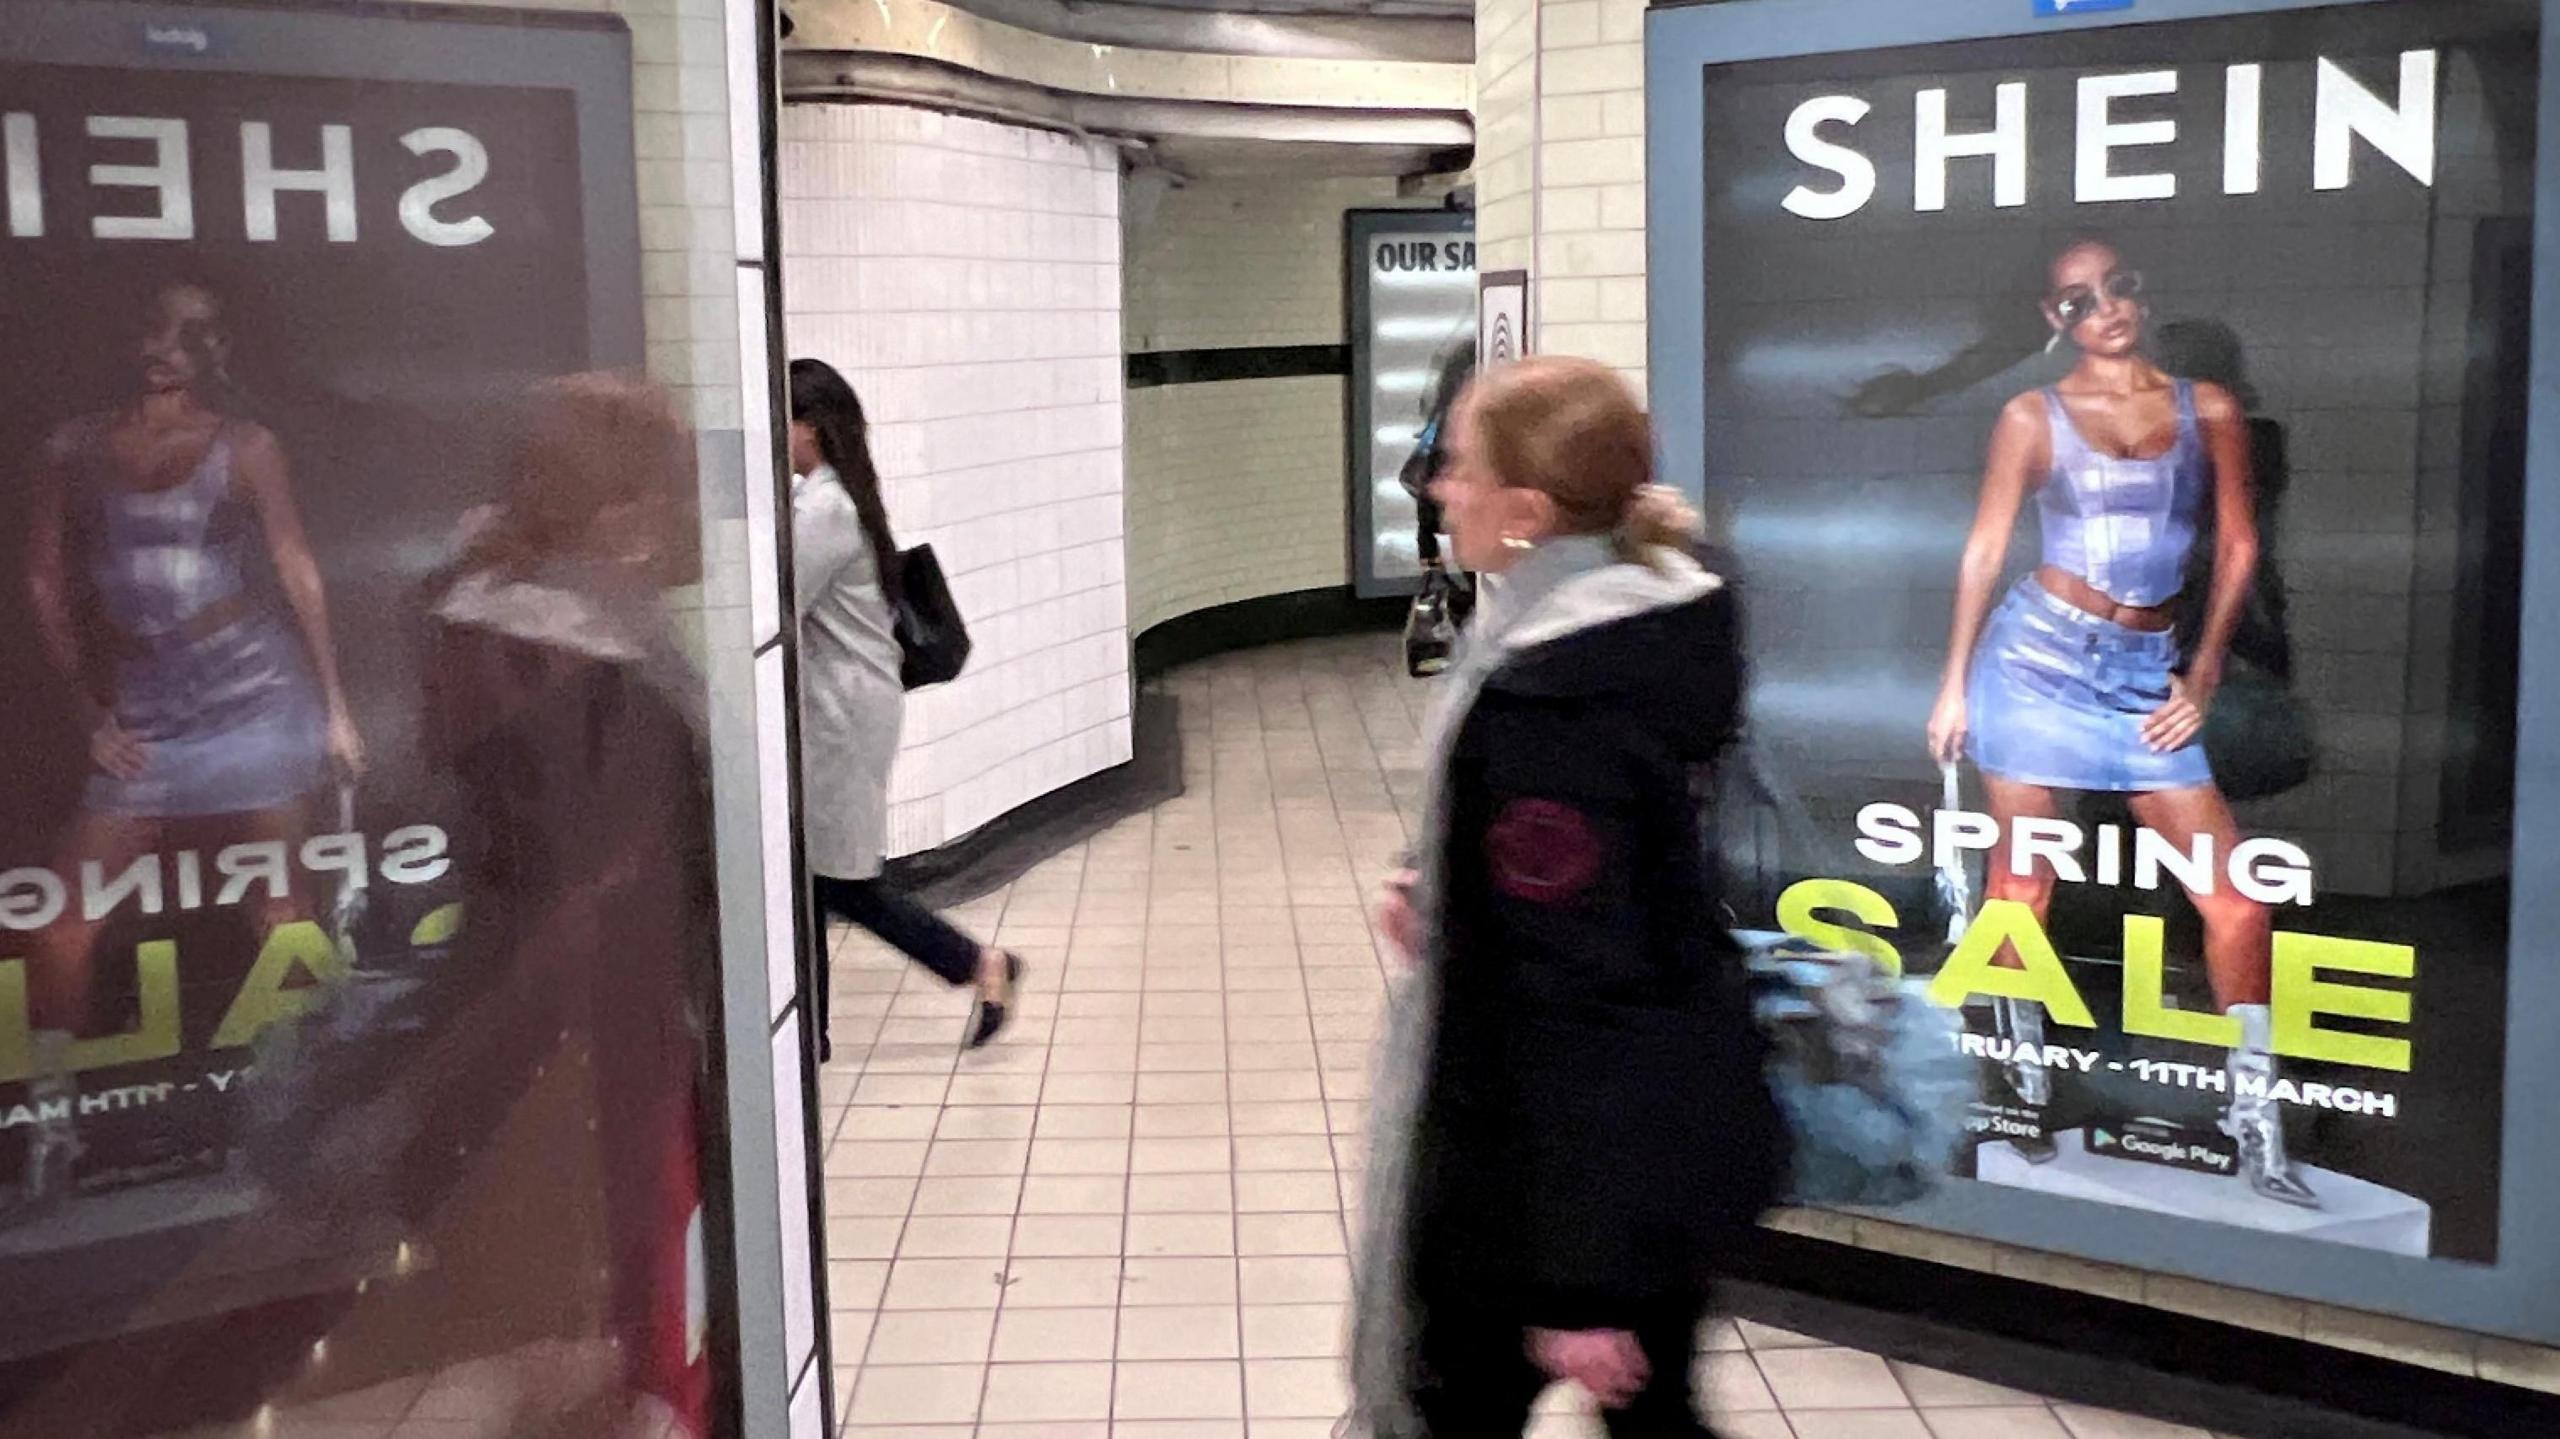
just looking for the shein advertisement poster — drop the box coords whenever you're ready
[0,3,717,1429]
[1349,209,1478,596]
[1697,1,2530,1264]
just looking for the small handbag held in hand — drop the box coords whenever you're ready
[1404,562,1462,677]
[894,543,971,689]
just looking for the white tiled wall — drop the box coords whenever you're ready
[1126,379,1350,633]
[1124,176,1408,351]
[1122,177,1410,634]
[781,103,1133,857]
[1475,0,1648,394]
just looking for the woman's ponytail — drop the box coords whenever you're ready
[1611,483,1700,565]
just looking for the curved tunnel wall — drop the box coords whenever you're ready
[781,103,1134,860]
[777,2,1465,859]
[1124,175,1424,639]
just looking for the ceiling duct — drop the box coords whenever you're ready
[783,48,1474,158]
[929,0,1470,64]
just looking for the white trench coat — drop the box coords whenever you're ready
[792,465,904,879]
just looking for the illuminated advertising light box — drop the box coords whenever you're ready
[1349,209,1478,596]
[1647,0,2560,1341]
[0,0,680,1392]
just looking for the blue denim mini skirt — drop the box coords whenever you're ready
[1965,578,2213,793]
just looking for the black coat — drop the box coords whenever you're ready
[1409,580,1785,1329]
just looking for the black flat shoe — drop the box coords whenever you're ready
[965,952,1025,1051]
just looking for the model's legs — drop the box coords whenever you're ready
[224,802,318,943]
[1978,775,2065,1124]
[2124,786,2272,1010]
[24,813,164,1032]
[2125,785,2311,1208]
[1979,774,2065,934]
[14,812,162,1212]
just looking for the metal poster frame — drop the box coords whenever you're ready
[1646,0,2560,1343]
[1346,207,1478,598]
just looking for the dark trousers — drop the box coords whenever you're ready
[1414,1298,1719,1438]
[810,874,983,1056]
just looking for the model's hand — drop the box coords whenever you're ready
[1376,869,1422,964]
[1528,1328,1650,1409]
[90,717,147,781]
[2143,673,2212,753]
[326,706,367,779]
[1927,688,1969,765]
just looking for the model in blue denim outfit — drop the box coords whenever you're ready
[12,283,362,1213]
[1927,239,2314,1210]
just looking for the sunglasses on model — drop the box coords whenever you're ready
[2052,271,2144,329]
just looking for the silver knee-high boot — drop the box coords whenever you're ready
[1991,996,2057,1163]
[8,1031,84,1223]
[2220,1003,2319,1209]
[1993,995,2053,1107]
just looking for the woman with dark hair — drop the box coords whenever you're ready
[788,358,1018,1052]
[1399,340,1478,675]
[1927,238,2311,1208]
[12,280,361,1210]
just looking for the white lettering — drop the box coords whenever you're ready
[87,116,193,240]
[399,127,495,246]
[2094,822,2123,887]
[2133,826,2215,895]
[1854,803,1925,866]
[2077,70,2179,203]
[1781,51,2443,218]
[0,868,66,932]
[2224,63,2264,195]
[242,121,357,243]
[1915,83,2028,212]
[2315,49,2439,191]
[2230,837,2315,906]
[1781,95,1879,220]
[214,841,291,907]
[381,825,452,886]
[81,855,164,923]
[144,25,211,55]
[2010,817,2088,883]
[301,832,369,889]
[1932,806,2001,863]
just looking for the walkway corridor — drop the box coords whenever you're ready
[819,636,2232,1439]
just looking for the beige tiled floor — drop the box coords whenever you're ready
[819,635,2248,1439]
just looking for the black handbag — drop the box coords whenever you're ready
[1403,563,1461,677]
[894,543,971,689]
[2200,656,2316,802]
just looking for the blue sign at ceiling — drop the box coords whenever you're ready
[2034,0,2134,16]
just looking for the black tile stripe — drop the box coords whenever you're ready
[1126,344,1350,389]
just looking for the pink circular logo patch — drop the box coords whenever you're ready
[1486,798,1605,904]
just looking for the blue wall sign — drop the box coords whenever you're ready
[2034,0,2135,16]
